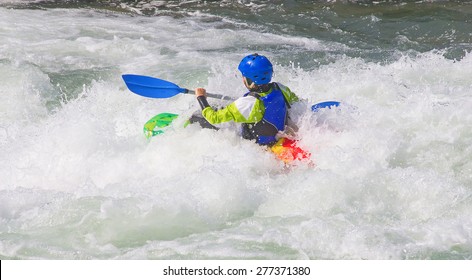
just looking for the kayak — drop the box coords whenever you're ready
[142,101,341,164]
[144,113,311,164]
[270,138,310,163]
[143,112,311,163]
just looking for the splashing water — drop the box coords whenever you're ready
[1,2,472,259]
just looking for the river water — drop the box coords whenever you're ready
[0,0,471,259]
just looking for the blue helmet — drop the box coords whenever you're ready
[238,53,273,85]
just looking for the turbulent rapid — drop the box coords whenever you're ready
[0,0,471,259]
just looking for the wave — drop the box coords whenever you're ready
[0,5,471,260]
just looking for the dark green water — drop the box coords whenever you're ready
[5,0,472,67]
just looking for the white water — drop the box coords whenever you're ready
[1,8,472,259]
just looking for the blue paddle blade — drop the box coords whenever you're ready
[122,74,187,98]
[311,101,341,112]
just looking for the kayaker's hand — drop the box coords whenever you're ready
[195,88,206,97]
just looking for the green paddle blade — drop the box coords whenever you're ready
[143,113,179,139]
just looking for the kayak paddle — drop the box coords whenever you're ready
[122,74,234,101]
[143,112,179,139]
[123,74,343,111]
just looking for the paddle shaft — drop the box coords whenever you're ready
[185,89,235,101]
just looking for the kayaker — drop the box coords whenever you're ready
[192,53,309,162]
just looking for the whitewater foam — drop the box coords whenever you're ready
[1,6,471,260]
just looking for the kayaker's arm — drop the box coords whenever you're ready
[197,95,211,110]
[195,87,210,109]
[194,88,263,125]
